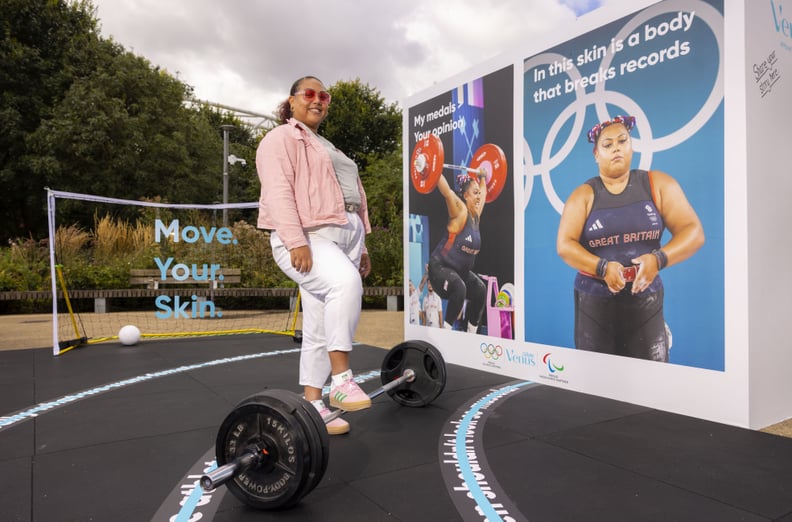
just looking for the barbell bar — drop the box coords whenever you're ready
[321,368,415,424]
[410,133,508,202]
[413,150,485,176]
[199,449,260,492]
[442,164,487,175]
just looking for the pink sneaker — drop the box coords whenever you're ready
[317,406,349,435]
[329,379,372,412]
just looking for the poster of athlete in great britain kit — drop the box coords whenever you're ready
[522,0,724,370]
[407,66,515,339]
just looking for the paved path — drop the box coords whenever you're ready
[0,310,404,352]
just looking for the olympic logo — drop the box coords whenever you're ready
[522,0,724,214]
[480,343,503,361]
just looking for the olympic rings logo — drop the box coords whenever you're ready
[522,0,724,214]
[480,343,503,360]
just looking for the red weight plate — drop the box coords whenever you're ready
[470,143,508,203]
[410,134,444,194]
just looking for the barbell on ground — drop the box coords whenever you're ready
[410,133,508,202]
[200,340,447,510]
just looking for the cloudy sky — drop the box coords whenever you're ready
[89,0,623,120]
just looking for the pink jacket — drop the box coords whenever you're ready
[256,119,371,251]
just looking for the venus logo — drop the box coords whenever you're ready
[771,0,792,41]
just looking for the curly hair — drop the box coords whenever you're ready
[455,174,476,199]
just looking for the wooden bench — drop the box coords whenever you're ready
[129,268,242,290]
[362,285,404,311]
[0,287,401,302]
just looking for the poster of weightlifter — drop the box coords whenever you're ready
[521,0,724,370]
[406,65,515,340]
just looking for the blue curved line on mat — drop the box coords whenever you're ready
[455,381,534,521]
[0,347,302,431]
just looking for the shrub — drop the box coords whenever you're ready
[0,238,50,291]
[0,213,403,297]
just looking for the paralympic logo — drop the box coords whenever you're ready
[480,342,503,361]
[543,352,565,373]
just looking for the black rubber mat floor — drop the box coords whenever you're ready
[1,334,792,521]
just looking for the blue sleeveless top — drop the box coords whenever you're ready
[574,169,665,296]
[431,213,481,274]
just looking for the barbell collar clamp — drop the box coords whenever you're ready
[414,154,428,173]
[200,449,260,491]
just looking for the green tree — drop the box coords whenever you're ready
[25,44,228,229]
[361,146,403,229]
[319,79,404,286]
[0,0,103,240]
[1,0,258,241]
[322,78,401,172]
[29,48,217,201]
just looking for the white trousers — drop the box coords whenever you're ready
[270,213,365,389]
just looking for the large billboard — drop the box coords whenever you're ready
[402,0,792,429]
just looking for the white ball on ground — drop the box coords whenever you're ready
[118,325,141,346]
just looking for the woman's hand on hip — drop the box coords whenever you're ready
[290,246,313,274]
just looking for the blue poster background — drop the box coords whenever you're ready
[522,0,724,370]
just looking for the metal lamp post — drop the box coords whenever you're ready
[220,124,235,227]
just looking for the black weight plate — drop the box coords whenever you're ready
[294,396,329,495]
[263,391,327,500]
[290,396,329,497]
[380,340,447,407]
[215,391,313,510]
[264,389,329,498]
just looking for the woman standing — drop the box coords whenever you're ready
[256,76,372,434]
[556,115,704,361]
